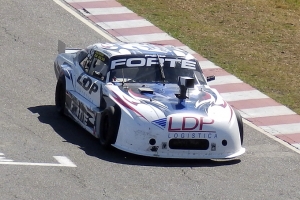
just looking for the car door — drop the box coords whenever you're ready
[76,51,109,108]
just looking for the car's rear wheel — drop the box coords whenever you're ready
[234,109,244,145]
[99,106,121,149]
[55,76,66,115]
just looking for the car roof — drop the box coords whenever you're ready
[89,42,196,60]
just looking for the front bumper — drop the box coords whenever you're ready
[113,117,245,159]
[113,143,245,159]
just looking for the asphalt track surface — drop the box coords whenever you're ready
[1,0,300,199]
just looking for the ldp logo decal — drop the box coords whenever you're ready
[168,116,214,132]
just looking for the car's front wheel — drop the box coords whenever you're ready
[55,76,66,115]
[99,106,120,149]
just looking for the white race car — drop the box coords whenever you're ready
[54,41,245,159]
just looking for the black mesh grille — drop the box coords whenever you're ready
[169,139,209,150]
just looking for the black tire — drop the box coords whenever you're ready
[55,76,66,115]
[99,106,121,149]
[234,109,244,145]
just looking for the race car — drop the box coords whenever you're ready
[54,41,245,159]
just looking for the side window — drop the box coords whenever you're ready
[88,58,109,82]
[77,49,90,73]
[80,57,90,73]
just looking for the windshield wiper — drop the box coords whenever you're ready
[121,68,125,86]
[157,54,165,85]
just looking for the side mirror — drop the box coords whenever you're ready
[207,75,215,82]
[175,76,194,99]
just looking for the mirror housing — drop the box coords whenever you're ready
[175,76,194,100]
[206,75,215,82]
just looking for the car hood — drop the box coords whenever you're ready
[107,83,234,124]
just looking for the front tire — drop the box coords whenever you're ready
[55,76,66,115]
[234,109,244,145]
[99,106,121,149]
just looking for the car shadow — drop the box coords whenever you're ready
[28,105,241,167]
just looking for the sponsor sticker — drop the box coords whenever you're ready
[111,57,196,69]
[168,132,217,139]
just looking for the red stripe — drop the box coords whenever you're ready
[108,26,164,37]
[276,133,300,144]
[229,98,281,110]
[247,114,300,126]
[87,13,142,22]
[211,83,254,93]
[149,39,185,47]
[69,1,122,9]
[192,53,207,61]
[202,68,231,77]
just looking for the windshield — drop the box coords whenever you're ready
[109,57,206,85]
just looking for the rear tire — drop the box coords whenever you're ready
[234,109,244,145]
[99,106,121,149]
[55,76,66,115]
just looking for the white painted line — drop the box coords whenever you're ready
[0,157,13,162]
[54,156,77,167]
[220,90,269,102]
[208,75,242,86]
[53,0,117,42]
[0,154,13,162]
[199,61,220,69]
[79,7,133,16]
[260,123,300,135]
[65,0,107,2]
[240,106,296,118]
[292,143,300,149]
[177,46,196,54]
[0,156,76,167]
[0,159,14,162]
[97,19,153,29]
[117,33,175,43]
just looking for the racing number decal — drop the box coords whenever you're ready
[77,73,98,94]
[94,51,106,62]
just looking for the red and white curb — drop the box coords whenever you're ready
[64,0,300,149]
